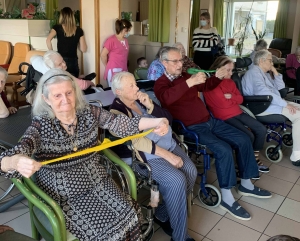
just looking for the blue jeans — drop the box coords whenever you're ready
[188,118,259,189]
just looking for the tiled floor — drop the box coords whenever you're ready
[1,145,300,241]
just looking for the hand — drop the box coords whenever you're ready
[224,93,232,99]
[153,118,169,136]
[1,154,42,178]
[164,151,183,168]
[137,91,153,109]
[286,103,299,115]
[8,107,17,114]
[215,66,227,79]
[186,72,206,88]
[270,66,279,76]
[0,225,14,234]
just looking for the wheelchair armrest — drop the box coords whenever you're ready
[172,120,200,146]
[243,95,273,102]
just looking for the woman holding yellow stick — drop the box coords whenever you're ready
[0,69,169,241]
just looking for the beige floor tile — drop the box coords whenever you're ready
[296,178,300,186]
[0,175,7,183]
[202,238,212,241]
[258,234,271,241]
[277,198,300,223]
[241,193,285,213]
[206,217,261,241]
[287,184,300,202]
[187,204,222,236]
[225,200,274,232]
[4,212,32,237]
[0,199,29,224]
[264,214,300,239]
[254,174,293,197]
[193,197,226,216]
[151,227,171,241]
[273,153,300,171]
[188,229,204,241]
[266,164,300,183]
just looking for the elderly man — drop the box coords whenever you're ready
[242,49,300,166]
[173,42,200,73]
[30,50,94,91]
[154,46,272,221]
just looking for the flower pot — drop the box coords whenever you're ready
[228,38,235,46]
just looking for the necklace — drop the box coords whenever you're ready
[60,116,78,151]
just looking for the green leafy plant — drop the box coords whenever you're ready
[251,25,266,41]
[121,12,132,21]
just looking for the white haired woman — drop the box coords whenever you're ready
[0,69,169,240]
[242,50,300,167]
[110,72,197,241]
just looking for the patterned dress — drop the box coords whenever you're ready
[0,105,143,241]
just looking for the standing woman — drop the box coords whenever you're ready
[192,12,218,70]
[101,19,132,87]
[46,7,87,77]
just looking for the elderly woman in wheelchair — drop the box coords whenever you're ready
[110,72,197,241]
[203,56,269,175]
[0,68,171,241]
[242,50,300,167]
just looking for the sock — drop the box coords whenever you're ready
[241,179,254,190]
[221,188,235,206]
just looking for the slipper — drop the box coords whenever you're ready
[256,159,269,173]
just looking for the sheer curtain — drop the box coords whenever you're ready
[46,0,58,19]
[148,0,170,43]
[213,0,224,35]
[273,0,290,38]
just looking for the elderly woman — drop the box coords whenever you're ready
[173,42,200,73]
[147,47,167,81]
[110,72,197,241]
[250,39,268,62]
[286,46,300,95]
[0,68,169,240]
[203,56,268,175]
[242,50,300,167]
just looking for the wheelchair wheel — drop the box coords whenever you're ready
[265,145,283,163]
[282,132,293,148]
[198,184,221,207]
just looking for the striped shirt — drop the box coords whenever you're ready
[192,27,218,52]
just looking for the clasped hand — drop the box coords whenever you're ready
[153,118,169,136]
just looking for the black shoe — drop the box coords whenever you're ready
[171,238,195,241]
[82,72,96,81]
[292,160,300,166]
[251,175,260,180]
[153,216,173,236]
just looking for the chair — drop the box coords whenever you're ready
[5,43,30,107]
[269,38,292,58]
[0,40,12,69]
[11,149,138,241]
[268,48,282,58]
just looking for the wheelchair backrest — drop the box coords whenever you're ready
[18,62,42,96]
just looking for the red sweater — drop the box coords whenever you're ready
[154,72,222,126]
[203,79,243,120]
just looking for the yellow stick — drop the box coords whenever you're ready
[41,129,153,165]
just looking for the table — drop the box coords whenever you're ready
[0,106,32,212]
[84,90,115,108]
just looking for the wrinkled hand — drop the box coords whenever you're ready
[270,66,279,76]
[215,66,227,79]
[2,154,42,178]
[8,107,17,114]
[137,91,152,109]
[153,118,169,136]
[0,225,14,234]
[224,93,232,99]
[165,151,183,168]
[186,72,207,87]
[286,103,299,115]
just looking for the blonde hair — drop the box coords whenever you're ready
[59,7,77,37]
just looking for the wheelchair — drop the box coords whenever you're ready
[232,57,293,163]
[172,120,221,208]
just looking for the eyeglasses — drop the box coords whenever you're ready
[165,59,184,64]
[265,58,273,63]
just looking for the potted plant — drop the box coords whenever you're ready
[251,25,266,41]
[228,28,237,46]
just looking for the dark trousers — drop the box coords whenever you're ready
[63,57,79,78]
[193,50,214,70]
[225,113,267,151]
[187,118,258,189]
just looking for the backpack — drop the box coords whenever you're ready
[17,62,43,104]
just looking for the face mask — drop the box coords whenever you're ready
[124,32,130,38]
[200,20,207,27]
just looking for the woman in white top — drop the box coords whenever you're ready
[192,12,219,70]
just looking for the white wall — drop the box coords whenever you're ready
[58,0,80,10]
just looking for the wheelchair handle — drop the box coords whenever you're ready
[187,68,216,75]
